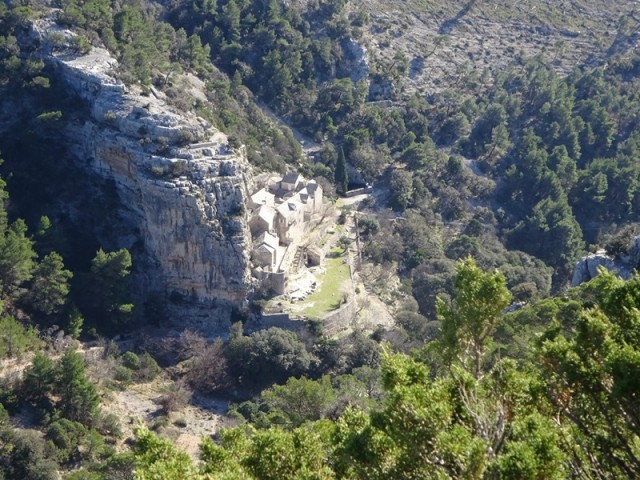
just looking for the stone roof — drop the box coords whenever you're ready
[250,189,275,208]
[298,187,309,204]
[307,180,321,194]
[266,176,283,191]
[281,171,303,186]
[276,197,302,219]
[255,231,279,251]
[255,205,276,225]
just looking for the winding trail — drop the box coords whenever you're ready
[255,101,322,155]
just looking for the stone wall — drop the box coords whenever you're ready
[254,269,286,296]
[252,292,356,337]
[321,294,357,337]
[252,312,299,332]
[345,186,373,197]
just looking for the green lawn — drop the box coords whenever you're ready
[300,248,351,319]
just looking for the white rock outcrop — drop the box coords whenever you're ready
[571,250,625,286]
[571,243,640,287]
[339,38,369,82]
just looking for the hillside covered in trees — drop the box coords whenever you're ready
[0,0,639,478]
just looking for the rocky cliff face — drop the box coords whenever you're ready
[34,22,253,330]
[571,251,628,286]
[571,238,640,286]
[338,38,369,83]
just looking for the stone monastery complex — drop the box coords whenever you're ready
[248,173,324,294]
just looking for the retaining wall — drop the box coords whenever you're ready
[345,186,373,197]
[321,294,357,336]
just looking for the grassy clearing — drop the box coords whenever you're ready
[300,247,351,319]
[319,232,332,248]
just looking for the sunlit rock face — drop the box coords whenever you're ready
[571,239,640,286]
[35,21,253,330]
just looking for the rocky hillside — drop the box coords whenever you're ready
[0,0,637,331]
[341,0,640,95]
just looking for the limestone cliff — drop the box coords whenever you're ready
[34,22,253,330]
[571,237,640,286]
[571,251,628,286]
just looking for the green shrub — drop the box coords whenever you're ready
[95,412,123,440]
[0,316,40,359]
[136,352,161,382]
[0,402,8,426]
[168,160,188,177]
[121,351,141,370]
[70,35,91,54]
[151,415,169,431]
[114,366,134,386]
[0,377,21,413]
[0,428,59,479]
[177,129,195,146]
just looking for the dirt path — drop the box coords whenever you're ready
[255,101,321,154]
[339,192,371,208]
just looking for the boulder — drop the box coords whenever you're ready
[571,248,636,287]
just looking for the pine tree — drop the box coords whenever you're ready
[0,219,36,295]
[436,257,512,378]
[22,352,55,402]
[28,252,72,316]
[86,248,134,327]
[56,350,99,426]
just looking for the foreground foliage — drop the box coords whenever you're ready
[0,254,637,480]
[128,262,640,480]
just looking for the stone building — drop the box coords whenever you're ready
[248,173,323,274]
[249,204,276,237]
[280,171,305,192]
[276,198,306,245]
[252,232,279,268]
[298,180,322,219]
[249,188,275,210]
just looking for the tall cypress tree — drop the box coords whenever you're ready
[335,147,348,195]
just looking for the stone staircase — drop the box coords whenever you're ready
[292,246,306,274]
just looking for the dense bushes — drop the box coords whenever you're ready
[127,262,640,480]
